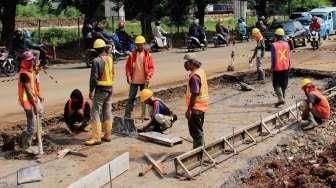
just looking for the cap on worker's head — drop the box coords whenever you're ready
[135,35,146,44]
[252,28,260,36]
[93,39,106,49]
[22,51,35,61]
[140,89,153,102]
[274,28,285,36]
[184,53,196,61]
[301,78,313,88]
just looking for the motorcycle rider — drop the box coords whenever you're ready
[255,16,267,33]
[115,21,135,54]
[309,16,321,41]
[238,17,247,38]
[215,19,229,44]
[188,19,206,47]
[153,21,168,47]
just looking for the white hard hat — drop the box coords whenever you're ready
[184,53,196,61]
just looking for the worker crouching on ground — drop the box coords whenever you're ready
[184,53,209,149]
[18,51,43,149]
[271,28,291,107]
[300,79,330,130]
[124,35,155,119]
[249,28,266,81]
[137,89,177,133]
[64,89,90,132]
[85,39,115,146]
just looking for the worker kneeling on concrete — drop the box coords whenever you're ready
[64,89,90,132]
[138,89,177,133]
[300,79,330,130]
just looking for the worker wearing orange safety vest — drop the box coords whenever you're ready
[249,28,266,81]
[300,79,331,130]
[184,53,209,149]
[18,51,43,149]
[86,39,115,146]
[270,28,291,107]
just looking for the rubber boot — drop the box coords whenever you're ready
[302,112,318,131]
[102,120,112,142]
[21,131,33,150]
[85,121,102,146]
[274,87,285,107]
[257,69,266,81]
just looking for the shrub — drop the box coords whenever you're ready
[31,28,80,46]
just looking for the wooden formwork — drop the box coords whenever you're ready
[174,86,336,178]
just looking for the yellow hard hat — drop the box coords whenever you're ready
[135,35,146,44]
[93,39,106,49]
[274,28,285,36]
[140,89,153,102]
[252,28,260,36]
[301,78,313,88]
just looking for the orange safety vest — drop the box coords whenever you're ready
[186,68,209,112]
[97,55,114,87]
[310,89,331,119]
[18,70,38,110]
[272,41,290,71]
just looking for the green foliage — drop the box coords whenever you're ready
[31,28,80,46]
[290,0,332,12]
[16,2,80,18]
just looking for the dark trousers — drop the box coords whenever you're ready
[125,84,146,118]
[188,109,205,149]
[272,70,289,97]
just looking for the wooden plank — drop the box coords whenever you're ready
[17,166,42,185]
[139,154,170,177]
[138,132,183,146]
[144,153,166,178]
[69,152,129,188]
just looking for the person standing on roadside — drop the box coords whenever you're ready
[85,39,115,146]
[249,28,266,81]
[124,35,155,119]
[18,51,42,149]
[271,28,291,108]
[183,53,209,149]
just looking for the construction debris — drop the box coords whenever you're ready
[239,82,255,91]
[144,153,167,178]
[57,149,88,159]
[139,153,170,177]
[17,166,42,185]
[138,131,183,147]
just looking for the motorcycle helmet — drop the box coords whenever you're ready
[155,21,161,26]
[260,16,265,20]
[194,19,199,25]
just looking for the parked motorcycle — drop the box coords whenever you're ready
[309,30,320,50]
[213,33,229,47]
[0,47,17,76]
[237,28,249,42]
[150,34,172,52]
[185,31,207,52]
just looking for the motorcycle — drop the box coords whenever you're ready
[110,33,136,59]
[237,27,249,42]
[185,32,207,52]
[213,33,229,47]
[309,30,320,50]
[0,47,17,76]
[150,35,172,52]
[84,42,118,68]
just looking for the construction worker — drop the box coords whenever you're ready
[124,35,155,119]
[271,28,291,107]
[184,53,209,149]
[85,39,115,146]
[137,89,177,133]
[18,51,42,149]
[64,89,90,132]
[300,79,330,130]
[249,28,266,81]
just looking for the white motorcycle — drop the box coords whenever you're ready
[0,47,16,76]
[309,30,320,50]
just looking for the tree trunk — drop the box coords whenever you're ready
[140,14,152,40]
[195,0,206,27]
[0,0,18,49]
[255,0,267,17]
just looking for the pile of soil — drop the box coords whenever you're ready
[238,98,336,188]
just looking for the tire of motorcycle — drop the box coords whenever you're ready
[3,59,17,76]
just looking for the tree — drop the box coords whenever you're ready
[169,0,192,32]
[0,0,19,48]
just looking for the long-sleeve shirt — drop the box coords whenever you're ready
[153,26,167,38]
[89,55,113,93]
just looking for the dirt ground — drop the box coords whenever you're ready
[0,74,330,187]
